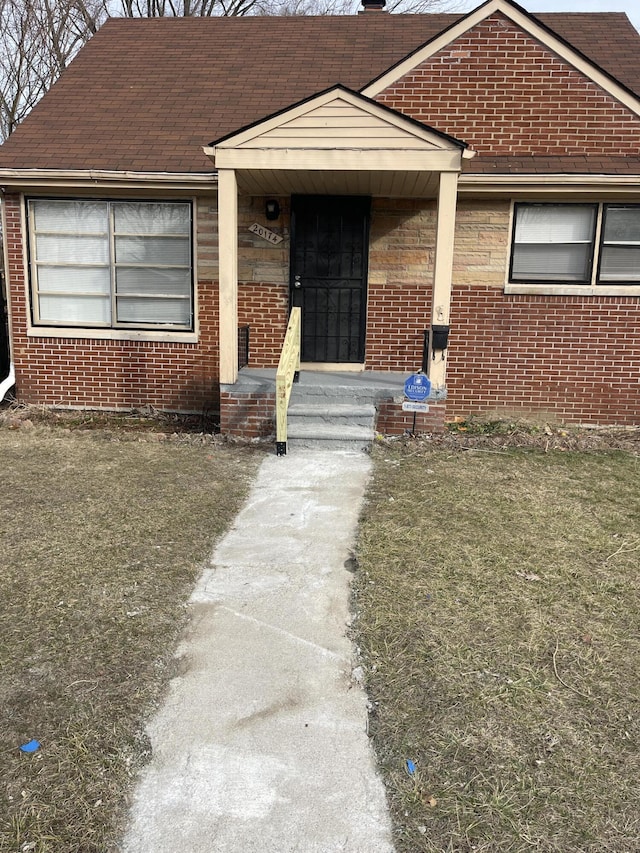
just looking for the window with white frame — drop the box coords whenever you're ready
[28,199,193,329]
[510,203,640,286]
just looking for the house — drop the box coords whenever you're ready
[0,0,639,437]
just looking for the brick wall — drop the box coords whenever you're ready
[365,198,435,370]
[446,200,640,425]
[5,193,219,413]
[446,288,640,425]
[376,12,640,156]
[237,195,289,368]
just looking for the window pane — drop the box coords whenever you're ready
[113,202,190,235]
[39,294,110,324]
[36,234,109,264]
[603,207,640,242]
[33,201,108,234]
[116,267,191,296]
[116,296,191,325]
[599,246,640,281]
[30,199,192,330]
[37,266,111,294]
[115,236,190,266]
[512,244,591,281]
[515,205,595,244]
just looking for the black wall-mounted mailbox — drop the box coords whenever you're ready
[432,324,450,351]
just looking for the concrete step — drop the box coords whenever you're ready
[290,385,398,407]
[288,402,376,429]
[287,420,374,450]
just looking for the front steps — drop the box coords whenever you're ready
[220,368,411,451]
[287,402,376,450]
[285,371,405,451]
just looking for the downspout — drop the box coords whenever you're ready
[0,192,15,401]
[0,362,14,401]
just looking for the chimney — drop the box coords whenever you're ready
[359,0,387,12]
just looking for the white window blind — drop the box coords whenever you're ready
[30,199,192,329]
[600,207,640,281]
[511,205,596,282]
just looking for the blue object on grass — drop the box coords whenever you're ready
[20,740,40,753]
[406,759,416,775]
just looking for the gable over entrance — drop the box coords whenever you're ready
[205,85,474,384]
[205,85,473,198]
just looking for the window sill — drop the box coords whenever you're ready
[27,326,198,344]
[505,284,640,297]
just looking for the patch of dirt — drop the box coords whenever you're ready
[384,418,640,454]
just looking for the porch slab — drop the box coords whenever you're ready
[220,368,448,442]
[224,368,431,400]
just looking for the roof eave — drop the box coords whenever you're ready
[0,168,218,192]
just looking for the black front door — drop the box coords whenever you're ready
[290,195,370,363]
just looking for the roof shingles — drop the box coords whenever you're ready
[0,11,639,175]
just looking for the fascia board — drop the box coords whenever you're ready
[210,148,463,172]
[458,172,640,194]
[0,169,217,191]
[361,0,640,119]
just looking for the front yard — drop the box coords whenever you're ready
[1,416,638,853]
[0,424,261,852]
[354,437,639,852]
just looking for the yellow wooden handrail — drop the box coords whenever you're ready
[275,307,301,456]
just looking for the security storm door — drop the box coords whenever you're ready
[290,195,370,363]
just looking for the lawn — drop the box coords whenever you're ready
[0,425,261,853]
[354,439,639,853]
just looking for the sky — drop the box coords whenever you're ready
[455,1,640,33]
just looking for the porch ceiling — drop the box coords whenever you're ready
[233,168,441,198]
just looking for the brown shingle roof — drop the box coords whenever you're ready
[0,11,639,174]
[466,155,640,175]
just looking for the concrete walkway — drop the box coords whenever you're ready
[121,449,395,853]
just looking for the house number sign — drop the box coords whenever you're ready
[249,223,283,245]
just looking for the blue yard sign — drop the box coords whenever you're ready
[404,373,431,401]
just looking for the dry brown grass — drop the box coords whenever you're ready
[0,425,262,853]
[354,440,639,853]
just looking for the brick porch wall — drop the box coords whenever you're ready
[219,387,275,437]
[376,398,446,435]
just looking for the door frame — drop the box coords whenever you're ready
[289,194,370,364]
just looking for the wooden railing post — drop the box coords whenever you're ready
[275,307,301,456]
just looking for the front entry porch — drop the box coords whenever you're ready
[220,367,447,448]
[204,85,475,412]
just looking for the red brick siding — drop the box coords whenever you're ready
[4,193,219,412]
[365,199,434,371]
[376,399,446,435]
[238,282,289,368]
[219,388,275,437]
[376,13,640,156]
[447,286,640,425]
